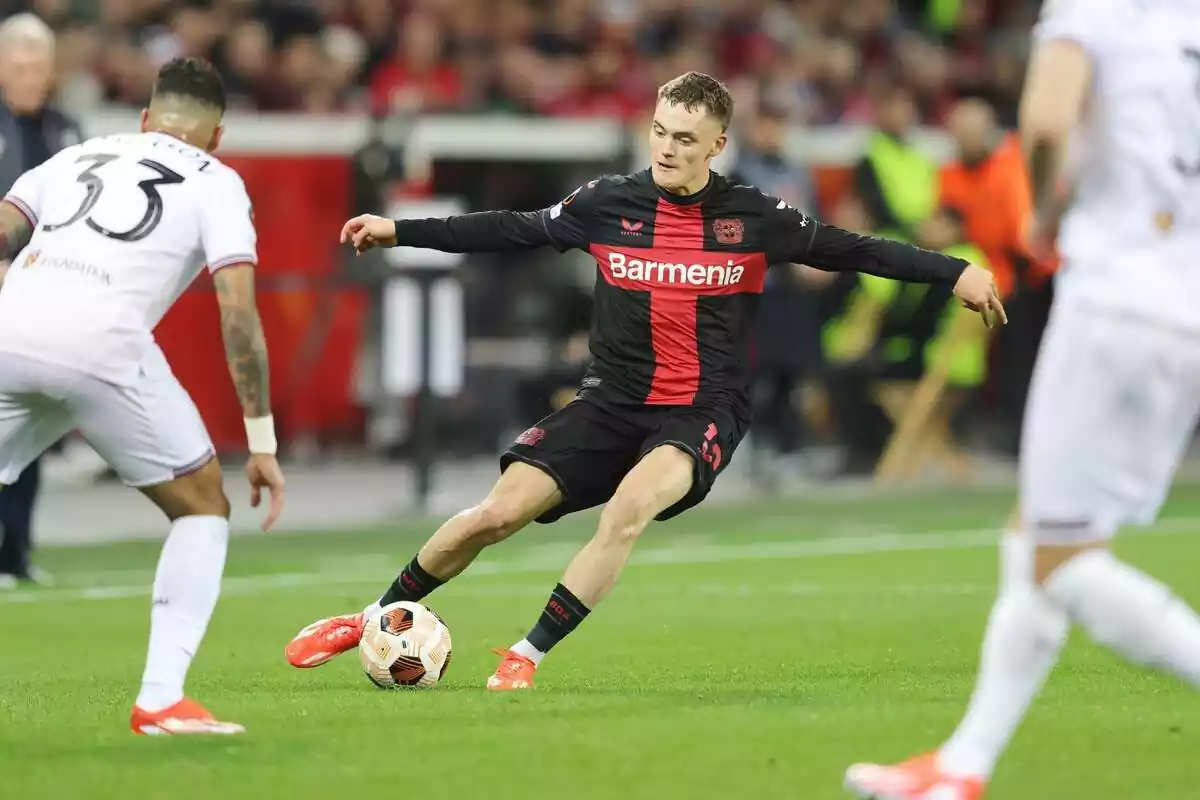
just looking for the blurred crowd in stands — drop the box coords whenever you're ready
[2,0,1038,126]
[0,0,1055,484]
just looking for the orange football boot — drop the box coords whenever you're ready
[844,752,986,800]
[285,612,365,668]
[485,648,537,691]
[130,697,244,735]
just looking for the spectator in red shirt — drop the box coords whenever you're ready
[543,42,645,121]
[369,11,461,114]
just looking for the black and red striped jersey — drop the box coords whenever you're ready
[391,168,968,414]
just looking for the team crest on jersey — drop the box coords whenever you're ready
[713,218,744,244]
[515,426,545,446]
[561,180,599,209]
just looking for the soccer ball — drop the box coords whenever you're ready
[358,601,453,689]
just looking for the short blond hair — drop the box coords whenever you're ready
[0,13,55,53]
[658,72,734,131]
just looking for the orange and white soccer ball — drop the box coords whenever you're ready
[358,601,453,689]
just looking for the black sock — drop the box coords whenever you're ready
[525,583,591,653]
[379,555,444,605]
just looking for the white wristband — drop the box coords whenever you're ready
[244,415,277,455]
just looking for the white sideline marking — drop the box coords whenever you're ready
[0,578,992,605]
[3,516,1196,606]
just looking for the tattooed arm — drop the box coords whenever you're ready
[0,200,36,287]
[201,173,284,530]
[212,263,270,419]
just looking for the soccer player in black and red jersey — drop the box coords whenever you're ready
[285,72,1004,690]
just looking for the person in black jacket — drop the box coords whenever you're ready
[0,13,84,588]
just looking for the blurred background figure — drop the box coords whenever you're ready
[853,82,934,244]
[0,12,85,587]
[939,95,1056,454]
[731,102,827,482]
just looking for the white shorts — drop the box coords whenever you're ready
[0,348,213,488]
[1020,299,1200,543]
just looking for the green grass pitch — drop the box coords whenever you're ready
[3,485,1199,799]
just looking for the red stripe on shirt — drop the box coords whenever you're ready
[647,198,705,404]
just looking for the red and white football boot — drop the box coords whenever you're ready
[285,612,365,668]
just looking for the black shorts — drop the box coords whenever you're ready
[500,398,746,524]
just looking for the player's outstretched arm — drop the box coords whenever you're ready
[341,210,559,256]
[213,263,285,531]
[1020,36,1091,254]
[781,214,1007,328]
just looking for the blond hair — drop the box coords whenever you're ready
[0,13,55,53]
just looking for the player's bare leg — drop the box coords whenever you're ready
[408,462,563,582]
[489,446,694,691]
[130,456,243,735]
[285,462,561,668]
[845,512,1068,799]
[932,519,1067,779]
[1034,535,1200,686]
[847,515,1200,799]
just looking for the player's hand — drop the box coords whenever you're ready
[340,214,397,254]
[246,453,285,532]
[953,263,1007,329]
[1024,209,1061,263]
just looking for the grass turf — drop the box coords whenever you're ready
[2,484,1199,799]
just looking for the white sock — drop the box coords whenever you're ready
[939,534,1069,779]
[510,638,546,666]
[136,516,229,712]
[362,600,382,619]
[1045,549,1200,685]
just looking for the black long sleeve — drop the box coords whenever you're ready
[764,196,967,285]
[393,210,555,253]
[803,223,968,284]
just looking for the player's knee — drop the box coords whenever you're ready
[147,458,231,521]
[204,484,232,519]
[184,459,230,518]
[1032,535,1108,586]
[468,497,530,545]
[595,493,655,546]
[596,518,647,548]
[178,479,230,520]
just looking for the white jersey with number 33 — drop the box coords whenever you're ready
[0,131,256,386]
[1036,0,1200,329]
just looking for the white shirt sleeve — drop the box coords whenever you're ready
[199,169,258,273]
[1033,0,1123,58]
[3,159,56,228]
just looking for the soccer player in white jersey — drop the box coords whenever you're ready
[0,57,285,735]
[844,1,1200,797]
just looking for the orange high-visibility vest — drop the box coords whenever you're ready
[938,133,1058,297]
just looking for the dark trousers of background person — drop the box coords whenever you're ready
[753,281,823,456]
[0,457,40,578]
[824,355,913,475]
[754,368,805,455]
[824,281,956,475]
